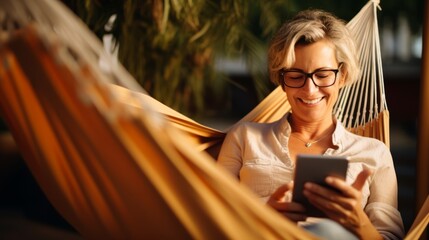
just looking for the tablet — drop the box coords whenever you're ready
[292,154,349,217]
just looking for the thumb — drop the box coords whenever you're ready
[269,182,293,201]
[352,168,372,191]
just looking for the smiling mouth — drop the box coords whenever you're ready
[300,97,323,105]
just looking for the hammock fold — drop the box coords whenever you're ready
[0,23,314,240]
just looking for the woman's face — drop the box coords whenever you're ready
[284,39,345,124]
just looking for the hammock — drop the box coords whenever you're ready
[0,0,427,239]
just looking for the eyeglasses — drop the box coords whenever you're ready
[279,63,343,88]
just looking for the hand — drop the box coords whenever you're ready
[266,182,307,222]
[303,168,383,239]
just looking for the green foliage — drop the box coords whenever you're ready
[61,0,423,116]
[63,0,283,116]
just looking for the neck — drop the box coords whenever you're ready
[288,114,335,139]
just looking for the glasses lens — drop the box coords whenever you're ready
[313,70,336,87]
[282,69,338,88]
[283,72,306,88]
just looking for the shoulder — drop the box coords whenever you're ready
[334,121,390,155]
[222,119,284,149]
[227,120,278,137]
[345,130,389,153]
[345,130,388,149]
[334,123,393,167]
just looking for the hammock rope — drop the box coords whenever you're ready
[332,0,390,145]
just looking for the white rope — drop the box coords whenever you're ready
[334,0,387,129]
[0,0,388,130]
[0,0,147,91]
[0,0,167,126]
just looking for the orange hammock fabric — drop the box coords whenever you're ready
[0,0,427,239]
[0,26,314,240]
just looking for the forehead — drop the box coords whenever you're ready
[292,39,338,68]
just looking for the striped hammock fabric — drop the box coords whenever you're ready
[0,0,427,239]
[0,25,312,239]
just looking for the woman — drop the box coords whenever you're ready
[217,9,404,240]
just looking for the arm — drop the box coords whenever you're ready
[303,136,404,240]
[303,168,383,239]
[216,126,243,178]
[364,154,405,239]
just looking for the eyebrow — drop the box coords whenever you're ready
[285,66,336,72]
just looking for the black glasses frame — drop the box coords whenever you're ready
[279,63,343,88]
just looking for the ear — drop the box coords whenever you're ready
[338,70,347,88]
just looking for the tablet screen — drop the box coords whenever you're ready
[292,154,349,217]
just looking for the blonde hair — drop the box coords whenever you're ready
[268,9,359,87]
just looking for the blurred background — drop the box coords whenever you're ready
[0,0,426,238]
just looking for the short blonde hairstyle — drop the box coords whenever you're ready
[268,9,360,87]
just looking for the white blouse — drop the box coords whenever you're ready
[217,113,404,240]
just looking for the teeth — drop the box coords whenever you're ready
[302,98,322,104]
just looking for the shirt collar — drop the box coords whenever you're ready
[276,112,347,152]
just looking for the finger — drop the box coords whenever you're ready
[351,168,372,191]
[268,182,293,201]
[303,184,357,211]
[270,201,307,213]
[281,212,308,222]
[324,177,357,198]
[303,189,355,222]
[303,188,344,212]
[324,175,364,198]
[273,201,307,212]
[304,182,345,199]
[304,186,363,224]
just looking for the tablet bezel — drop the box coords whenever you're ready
[292,154,349,217]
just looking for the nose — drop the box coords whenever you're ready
[302,76,319,93]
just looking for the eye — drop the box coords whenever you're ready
[314,70,332,79]
[285,72,304,80]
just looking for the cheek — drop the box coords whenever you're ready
[325,87,341,103]
[284,89,293,99]
[284,90,300,106]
